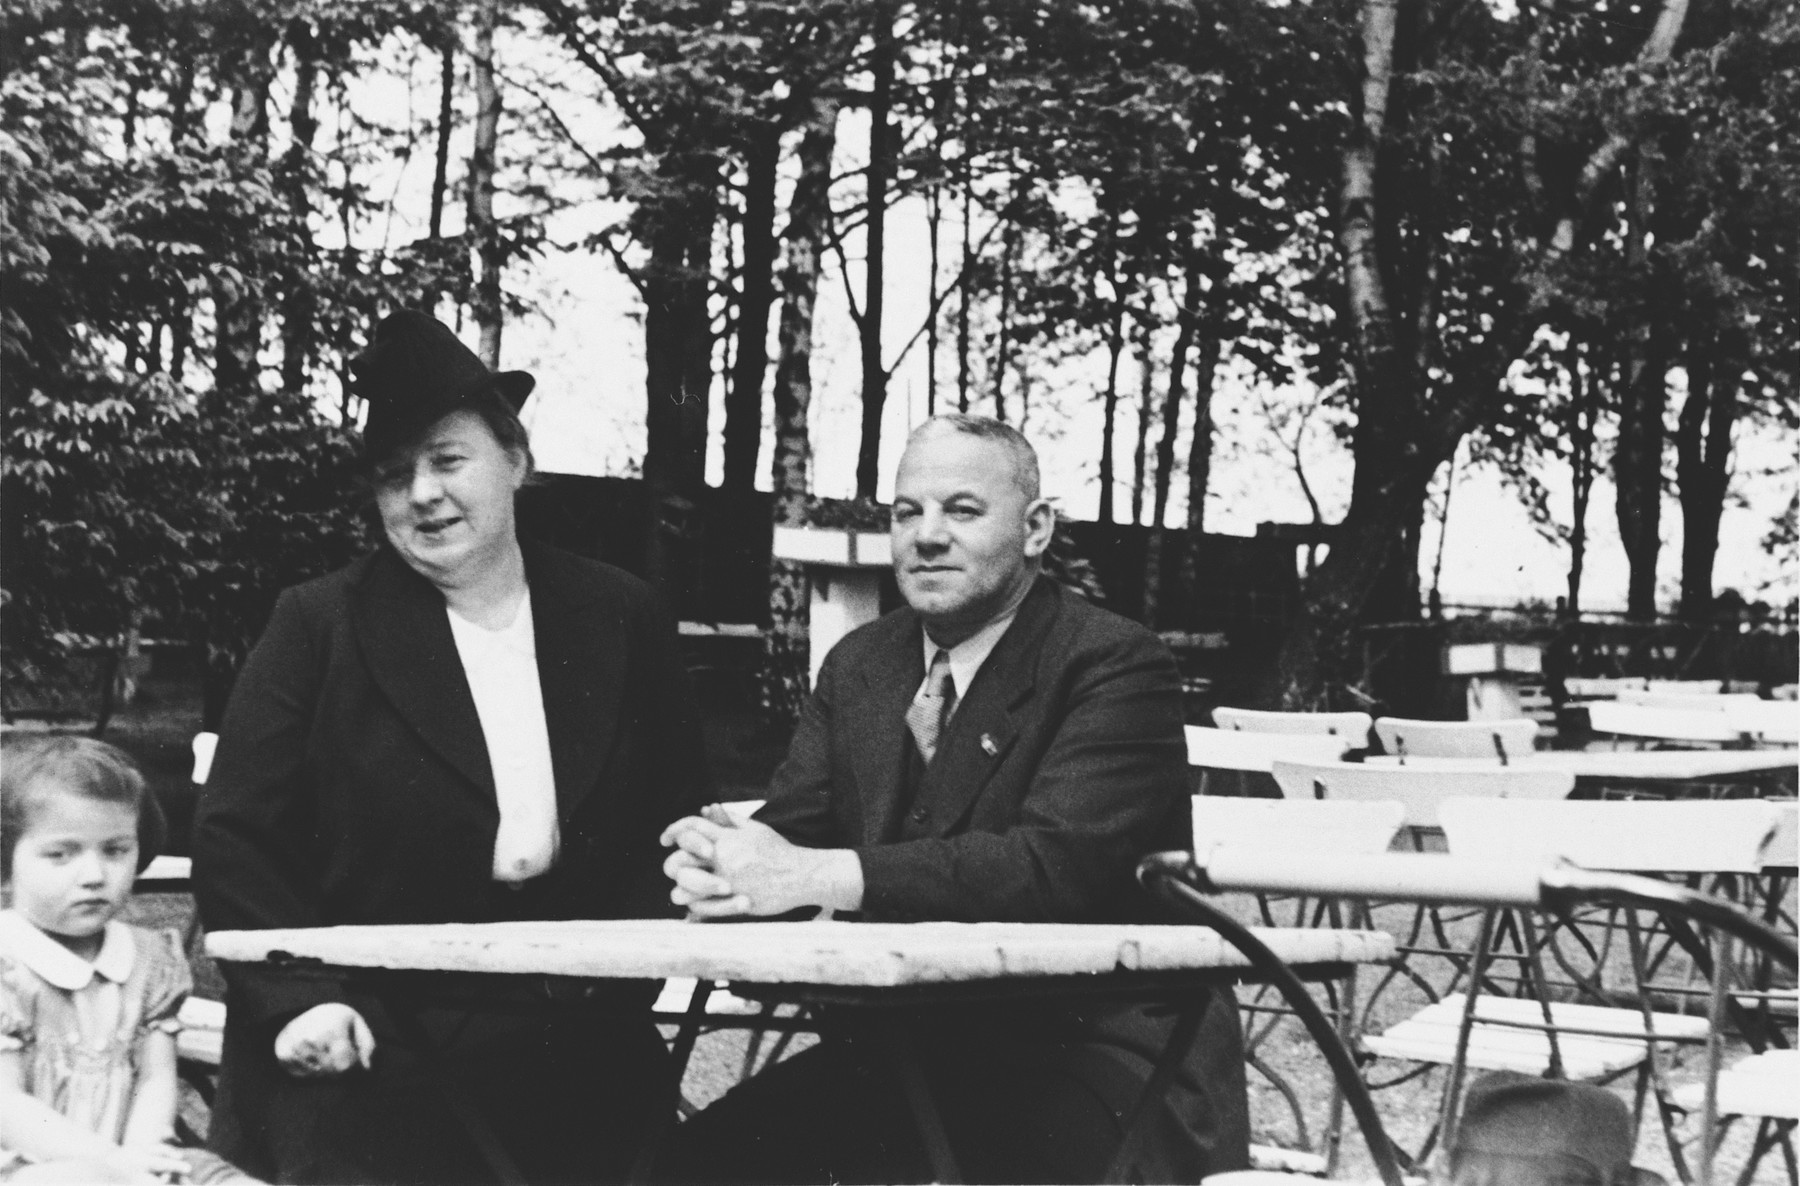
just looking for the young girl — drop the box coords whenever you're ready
[0,736,255,1184]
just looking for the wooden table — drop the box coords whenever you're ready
[209,919,1395,1183]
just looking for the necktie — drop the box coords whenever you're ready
[907,649,957,764]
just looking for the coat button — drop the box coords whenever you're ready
[910,806,928,823]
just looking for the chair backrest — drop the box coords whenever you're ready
[1185,726,1351,773]
[1616,689,1763,711]
[1563,677,1649,700]
[1191,796,1405,856]
[1440,798,1781,873]
[1211,706,1373,742]
[1373,717,1539,761]
[1270,760,1575,828]
[1585,701,1743,744]
[1647,679,1724,695]
[1727,700,1800,745]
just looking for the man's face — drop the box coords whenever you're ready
[891,429,1052,642]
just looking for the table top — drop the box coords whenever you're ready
[206,919,1395,989]
[1359,749,1797,780]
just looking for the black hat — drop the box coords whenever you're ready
[1449,1071,1666,1186]
[351,310,536,461]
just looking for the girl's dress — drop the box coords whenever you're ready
[0,909,252,1183]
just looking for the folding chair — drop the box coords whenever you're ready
[1185,726,1352,797]
[1567,677,1651,701]
[1667,798,1800,1184]
[1191,798,1406,1176]
[1618,690,1764,711]
[1268,761,1574,832]
[1728,701,1800,747]
[1361,799,1782,1180]
[1588,702,1747,748]
[1213,707,1374,744]
[1371,718,1538,763]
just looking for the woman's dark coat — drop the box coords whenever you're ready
[193,541,709,1183]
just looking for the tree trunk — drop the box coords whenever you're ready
[761,96,840,728]
[956,142,973,413]
[1674,330,1739,620]
[855,2,895,498]
[279,18,319,398]
[642,153,718,598]
[430,39,456,241]
[212,29,274,401]
[993,197,1019,423]
[469,0,502,366]
[1566,337,1594,614]
[1175,331,1222,613]
[1614,159,1666,621]
[1130,316,1155,526]
[1097,260,1127,524]
[724,123,779,492]
[1267,0,1439,705]
[1142,261,1200,629]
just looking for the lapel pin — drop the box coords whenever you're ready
[980,733,999,757]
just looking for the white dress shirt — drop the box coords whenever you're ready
[916,608,1021,718]
[446,593,561,882]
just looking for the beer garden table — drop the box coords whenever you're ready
[208,918,1396,1185]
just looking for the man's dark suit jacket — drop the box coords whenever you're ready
[192,541,708,1183]
[755,575,1250,1182]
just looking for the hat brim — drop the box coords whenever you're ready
[493,370,536,410]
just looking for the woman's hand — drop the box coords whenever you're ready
[274,1003,376,1077]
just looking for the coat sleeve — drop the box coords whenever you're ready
[191,587,349,1027]
[855,626,1189,922]
[752,641,854,850]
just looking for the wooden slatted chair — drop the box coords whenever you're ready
[1729,700,1800,746]
[1649,680,1727,695]
[1371,718,1539,763]
[1565,677,1650,701]
[1361,798,1782,1179]
[1268,761,1574,831]
[1213,707,1374,744]
[1617,689,1765,711]
[1191,797,1407,1177]
[1586,702,1746,747]
[1664,798,1800,1184]
[1186,727,1353,797]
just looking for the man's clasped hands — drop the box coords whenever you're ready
[661,805,864,919]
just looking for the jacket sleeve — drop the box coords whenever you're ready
[191,587,348,1027]
[855,627,1189,922]
[753,641,853,849]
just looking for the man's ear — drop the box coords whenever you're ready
[1022,499,1056,560]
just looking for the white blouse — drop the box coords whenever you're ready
[446,593,561,882]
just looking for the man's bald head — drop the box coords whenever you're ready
[902,415,1041,501]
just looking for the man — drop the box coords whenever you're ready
[660,415,1249,1184]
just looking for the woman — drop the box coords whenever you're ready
[192,310,710,1184]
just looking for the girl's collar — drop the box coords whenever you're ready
[0,910,134,990]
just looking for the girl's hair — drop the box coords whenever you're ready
[0,736,165,880]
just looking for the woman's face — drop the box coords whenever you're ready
[374,409,526,589]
